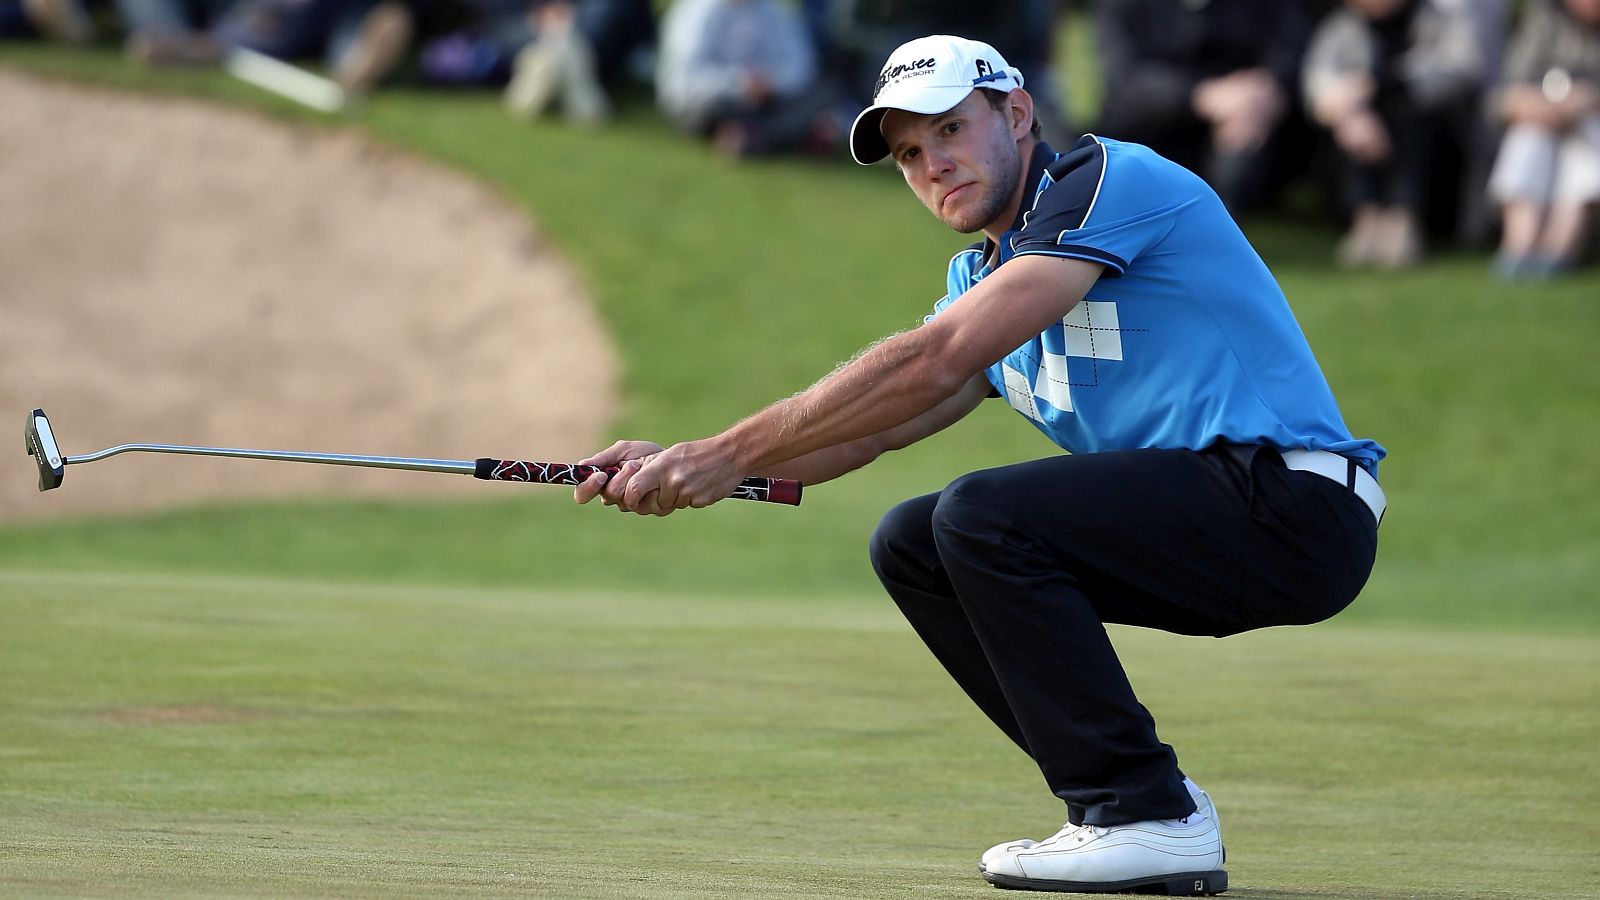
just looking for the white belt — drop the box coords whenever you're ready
[1279,449,1386,526]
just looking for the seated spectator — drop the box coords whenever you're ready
[121,0,412,97]
[119,0,238,66]
[215,0,412,94]
[1304,0,1490,269]
[656,0,837,159]
[1486,0,1600,279]
[421,0,649,122]
[1093,0,1309,215]
[2,0,93,42]
[503,0,655,125]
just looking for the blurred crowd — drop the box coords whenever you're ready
[5,0,1598,276]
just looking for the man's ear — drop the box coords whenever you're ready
[1008,89,1036,139]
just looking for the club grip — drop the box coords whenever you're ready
[473,459,802,506]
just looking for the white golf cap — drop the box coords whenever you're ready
[850,34,1025,166]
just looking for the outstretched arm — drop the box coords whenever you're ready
[575,373,990,507]
[758,372,991,484]
[606,254,1103,514]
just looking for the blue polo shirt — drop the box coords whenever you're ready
[930,136,1385,473]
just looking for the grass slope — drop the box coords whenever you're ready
[1,570,1596,898]
[2,48,1597,630]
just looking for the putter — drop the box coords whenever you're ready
[23,408,802,506]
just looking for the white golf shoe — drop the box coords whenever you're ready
[978,781,1227,895]
[979,834,1043,874]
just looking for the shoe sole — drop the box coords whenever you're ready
[981,867,1227,895]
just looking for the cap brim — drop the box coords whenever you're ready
[848,83,977,165]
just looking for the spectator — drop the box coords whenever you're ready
[1093,0,1309,215]
[120,0,412,95]
[3,0,93,42]
[503,0,655,125]
[1304,0,1490,268]
[119,0,237,66]
[211,0,413,94]
[657,0,837,159]
[421,0,648,110]
[1486,0,1600,279]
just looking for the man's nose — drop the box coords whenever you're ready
[921,147,954,179]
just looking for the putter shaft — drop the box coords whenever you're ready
[64,443,476,475]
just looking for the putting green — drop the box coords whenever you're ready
[0,569,1593,898]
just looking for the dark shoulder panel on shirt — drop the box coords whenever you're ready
[1027,135,1108,233]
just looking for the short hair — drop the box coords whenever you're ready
[983,89,1043,139]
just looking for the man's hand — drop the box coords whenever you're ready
[573,440,662,508]
[622,437,744,516]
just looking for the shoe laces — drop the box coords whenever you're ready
[1038,821,1085,845]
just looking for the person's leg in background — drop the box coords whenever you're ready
[122,0,233,65]
[215,0,339,63]
[1487,121,1560,278]
[19,0,91,43]
[1531,116,1600,274]
[326,0,412,95]
[1369,85,1440,268]
[1335,136,1388,268]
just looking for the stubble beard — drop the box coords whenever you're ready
[940,142,1023,234]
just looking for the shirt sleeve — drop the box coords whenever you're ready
[1007,140,1187,277]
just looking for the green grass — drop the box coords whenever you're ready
[2,570,1596,898]
[0,43,1598,899]
[2,45,1598,631]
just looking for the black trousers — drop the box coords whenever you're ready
[869,444,1378,827]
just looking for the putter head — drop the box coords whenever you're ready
[25,408,65,492]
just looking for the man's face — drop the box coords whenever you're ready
[881,91,1026,235]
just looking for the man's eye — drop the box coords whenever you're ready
[944,121,961,134]
[902,148,920,162]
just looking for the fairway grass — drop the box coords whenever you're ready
[1,570,1594,899]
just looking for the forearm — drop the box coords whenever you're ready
[719,327,967,475]
[606,258,1093,515]
[759,372,992,484]
[718,257,1096,475]
[758,437,884,485]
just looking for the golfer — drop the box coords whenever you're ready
[576,34,1386,895]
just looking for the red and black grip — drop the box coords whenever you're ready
[473,458,802,506]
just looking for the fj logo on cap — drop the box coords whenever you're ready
[874,57,937,98]
[972,58,1008,85]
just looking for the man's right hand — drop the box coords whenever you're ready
[573,440,664,507]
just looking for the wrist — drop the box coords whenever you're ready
[709,427,756,474]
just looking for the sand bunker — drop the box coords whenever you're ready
[0,71,618,522]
